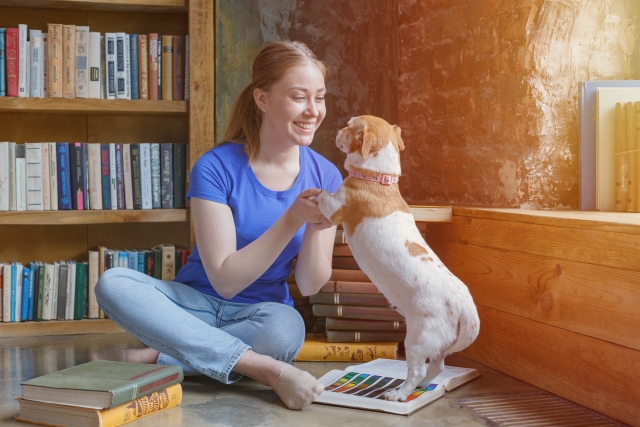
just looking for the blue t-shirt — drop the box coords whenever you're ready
[174,142,342,306]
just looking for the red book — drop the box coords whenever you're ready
[5,28,19,97]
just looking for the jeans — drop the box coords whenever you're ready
[95,267,306,384]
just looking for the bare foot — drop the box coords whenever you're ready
[232,349,324,409]
[91,347,160,364]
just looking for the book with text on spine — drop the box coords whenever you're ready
[314,358,479,415]
[295,333,398,362]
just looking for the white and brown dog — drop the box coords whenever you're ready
[316,115,480,401]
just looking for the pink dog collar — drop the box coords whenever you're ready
[349,170,399,185]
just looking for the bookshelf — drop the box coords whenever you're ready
[0,0,214,335]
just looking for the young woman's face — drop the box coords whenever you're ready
[258,63,327,147]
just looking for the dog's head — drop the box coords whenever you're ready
[336,115,405,175]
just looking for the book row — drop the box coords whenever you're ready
[0,25,188,100]
[0,243,189,322]
[614,101,640,212]
[0,142,186,211]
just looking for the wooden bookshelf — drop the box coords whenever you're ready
[0,97,188,115]
[0,319,124,338]
[0,0,187,12]
[0,209,188,225]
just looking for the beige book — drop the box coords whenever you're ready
[47,24,63,98]
[88,250,99,318]
[62,25,76,98]
[41,142,50,210]
[635,102,640,212]
[75,26,89,98]
[161,35,173,101]
[615,102,627,212]
[41,263,55,321]
[155,244,175,280]
[626,102,636,212]
[595,88,640,211]
[87,143,102,210]
[42,33,48,98]
[48,142,58,210]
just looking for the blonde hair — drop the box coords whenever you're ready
[222,40,328,162]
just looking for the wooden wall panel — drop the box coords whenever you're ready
[0,6,86,28]
[0,225,88,264]
[87,223,189,251]
[429,239,640,351]
[462,305,640,427]
[428,215,640,272]
[87,116,188,144]
[0,114,88,145]
[86,10,187,34]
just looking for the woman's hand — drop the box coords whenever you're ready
[288,188,333,231]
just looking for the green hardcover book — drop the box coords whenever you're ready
[35,264,45,322]
[153,247,162,279]
[74,262,86,320]
[172,143,185,208]
[21,360,183,409]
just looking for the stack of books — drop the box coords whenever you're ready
[0,244,188,323]
[0,25,188,101]
[16,360,183,427]
[0,142,186,212]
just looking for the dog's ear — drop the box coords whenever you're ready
[393,125,405,151]
[362,125,376,160]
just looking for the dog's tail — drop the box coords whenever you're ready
[446,304,480,355]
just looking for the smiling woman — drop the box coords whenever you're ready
[92,41,343,410]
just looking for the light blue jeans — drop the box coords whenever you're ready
[95,267,306,384]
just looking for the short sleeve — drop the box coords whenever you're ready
[186,150,230,204]
[324,162,343,194]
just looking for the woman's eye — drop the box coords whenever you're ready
[293,96,305,101]
[315,97,325,102]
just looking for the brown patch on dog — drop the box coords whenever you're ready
[405,240,428,257]
[330,177,410,235]
[445,301,450,306]
[413,276,417,281]
[345,116,404,160]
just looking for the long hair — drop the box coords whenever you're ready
[222,40,328,162]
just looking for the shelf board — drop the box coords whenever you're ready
[0,319,124,337]
[0,97,188,116]
[0,209,188,225]
[0,0,187,12]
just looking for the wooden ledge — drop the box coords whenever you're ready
[0,319,123,338]
[0,209,188,225]
[451,206,640,234]
[0,0,187,12]
[0,97,188,115]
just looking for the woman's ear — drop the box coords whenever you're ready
[254,88,268,112]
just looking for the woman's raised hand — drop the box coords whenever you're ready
[288,188,333,230]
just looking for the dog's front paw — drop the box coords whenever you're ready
[383,389,408,402]
[315,189,330,205]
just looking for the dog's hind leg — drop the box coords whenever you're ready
[417,353,444,389]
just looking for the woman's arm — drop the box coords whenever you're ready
[294,225,335,296]
[191,189,327,299]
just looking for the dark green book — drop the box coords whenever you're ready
[172,143,186,208]
[21,360,183,409]
[36,264,45,322]
[74,262,86,320]
[153,247,162,279]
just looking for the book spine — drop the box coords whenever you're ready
[321,280,380,294]
[123,144,134,209]
[0,28,5,96]
[184,35,189,100]
[69,142,83,210]
[41,143,50,210]
[105,33,116,100]
[161,143,173,208]
[115,32,126,99]
[62,25,76,98]
[130,144,142,209]
[115,144,125,209]
[326,317,406,331]
[14,264,22,321]
[172,143,185,208]
[29,29,42,98]
[100,35,105,99]
[56,143,72,210]
[2,265,9,322]
[97,384,182,426]
[35,264,44,322]
[138,34,149,100]
[21,267,30,321]
[25,35,30,97]
[124,34,131,100]
[0,143,7,211]
[635,102,640,212]
[51,262,59,319]
[157,36,162,100]
[42,33,48,98]
[27,264,36,321]
[75,26,89,98]
[295,335,398,362]
[18,24,27,97]
[161,35,173,101]
[330,269,370,282]
[88,143,102,209]
[626,101,636,211]
[150,143,161,208]
[48,143,58,210]
[41,263,53,321]
[57,263,67,320]
[172,35,184,100]
[6,28,18,97]
[141,143,152,209]
[109,143,117,209]
[312,304,404,321]
[88,251,99,318]
[10,264,15,321]
[88,32,100,98]
[110,366,183,408]
[47,24,62,97]
[147,33,158,100]
[615,102,625,212]
[67,262,76,320]
[144,250,154,276]
[130,34,139,100]
[100,144,111,209]
[25,143,43,211]
[326,330,406,343]
[309,292,390,307]
[74,262,86,320]
[15,144,26,211]
[8,142,15,211]
[160,244,175,280]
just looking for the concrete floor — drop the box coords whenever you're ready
[0,332,594,426]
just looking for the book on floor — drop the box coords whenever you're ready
[314,358,480,415]
[16,383,182,427]
[295,333,398,362]
[20,360,183,409]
